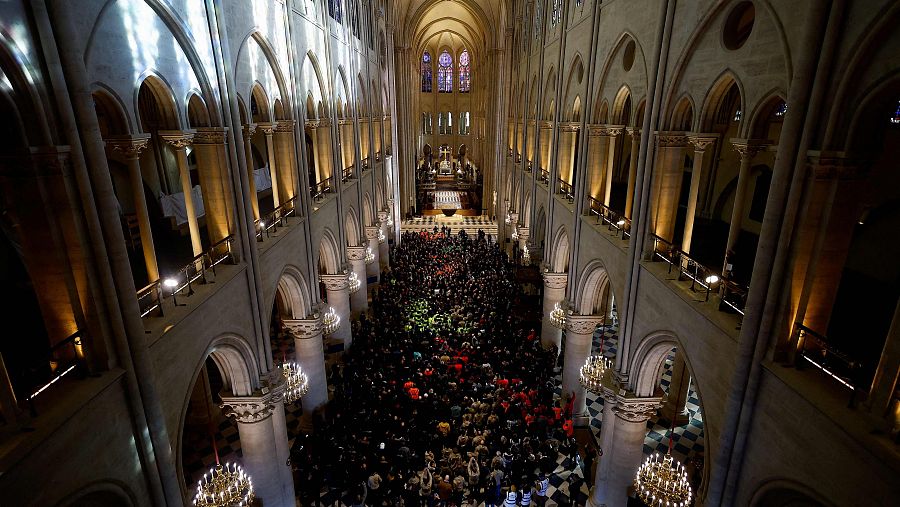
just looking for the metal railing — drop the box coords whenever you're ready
[362,157,370,171]
[539,168,550,184]
[588,197,631,239]
[342,166,355,182]
[557,178,575,201]
[256,196,299,241]
[312,176,334,202]
[139,235,236,318]
[525,160,532,172]
[22,330,86,411]
[649,234,748,315]
[795,323,863,402]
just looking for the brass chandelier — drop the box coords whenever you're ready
[322,306,341,335]
[634,451,693,507]
[365,246,375,265]
[280,361,309,405]
[348,271,361,294]
[549,301,567,329]
[193,462,254,507]
[578,355,611,393]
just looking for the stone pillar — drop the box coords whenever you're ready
[557,124,578,190]
[347,246,369,317]
[160,131,202,256]
[365,226,381,281]
[682,135,717,253]
[517,227,530,263]
[321,273,352,350]
[603,127,624,206]
[563,315,605,425]
[725,140,767,259]
[589,390,618,507]
[193,127,235,244]
[604,397,662,507]
[587,126,608,202]
[659,351,690,425]
[259,123,280,209]
[283,318,328,432]
[243,124,260,221]
[377,211,390,270]
[650,132,688,243]
[624,128,641,219]
[275,120,298,207]
[868,300,900,431]
[105,134,158,281]
[541,272,568,349]
[220,388,295,507]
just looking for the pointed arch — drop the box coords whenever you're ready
[670,94,696,131]
[344,209,362,246]
[574,260,613,316]
[186,92,209,128]
[700,70,745,132]
[136,73,180,130]
[549,226,570,273]
[421,50,433,92]
[748,90,787,140]
[273,265,313,320]
[91,87,131,136]
[250,83,271,123]
[612,85,632,125]
[318,229,341,275]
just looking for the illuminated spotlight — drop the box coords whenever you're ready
[704,275,720,285]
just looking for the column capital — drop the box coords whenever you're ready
[565,314,604,334]
[806,151,869,181]
[655,131,689,147]
[303,119,321,130]
[193,127,229,145]
[243,123,258,138]
[275,120,296,132]
[687,133,718,152]
[612,395,663,423]
[347,246,367,261]
[258,122,277,135]
[365,226,380,240]
[105,134,151,159]
[539,121,553,130]
[320,273,350,291]
[283,318,323,340]
[559,122,580,132]
[377,211,390,223]
[731,138,770,159]
[220,391,278,423]
[542,272,568,289]
[604,124,625,137]
[516,226,529,241]
[158,130,195,149]
[626,127,641,138]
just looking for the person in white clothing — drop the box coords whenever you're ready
[534,473,549,506]
[503,485,518,507]
[519,487,532,506]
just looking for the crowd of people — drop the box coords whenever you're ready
[291,228,583,506]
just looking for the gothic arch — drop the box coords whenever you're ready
[186,92,210,128]
[318,229,341,274]
[273,265,313,320]
[136,73,180,130]
[574,260,613,317]
[670,94,696,132]
[235,30,292,118]
[363,193,374,226]
[549,226,570,273]
[699,70,745,133]
[749,479,833,507]
[612,85,632,125]
[91,86,131,136]
[56,481,136,507]
[250,83,272,123]
[344,209,362,246]
[0,30,52,145]
[747,89,787,140]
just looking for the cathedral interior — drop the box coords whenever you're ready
[0,0,898,506]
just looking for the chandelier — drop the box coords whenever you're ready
[511,229,519,241]
[348,271,361,294]
[280,361,309,404]
[549,301,567,329]
[378,228,386,244]
[522,244,531,265]
[193,462,254,507]
[634,451,693,507]
[579,355,612,393]
[322,306,341,335]
[505,211,512,225]
[365,246,375,265]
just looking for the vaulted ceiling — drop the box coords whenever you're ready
[392,0,510,57]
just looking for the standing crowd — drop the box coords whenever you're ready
[291,229,583,506]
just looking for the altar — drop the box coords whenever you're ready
[438,160,452,175]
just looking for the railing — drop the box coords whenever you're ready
[375,151,382,161]
[256,196,299,241]
[539,168,550,184]
[795,323,863,404]
[312,176,334,202]
[588,197,631,239]
[23,330,86,412]
[525,160,532,172]
[341,166,355,182]
[557,178,575,201]
[649,234,748,315]
[361,157,370,171]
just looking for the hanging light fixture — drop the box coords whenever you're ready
[549,301,567,329]
[280,361,309,405]
[322,306,341,335]
[365,246,375,265]
[193,462,254,507]
[579,355,612,394]
[348,271,361,294]
[633,355,693,507]
[378,228,386,244]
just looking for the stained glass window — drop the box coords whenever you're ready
[533,2,542,40]
[459,50,471,93]
[460,112,471,135]
[328,0,343,22]
[551,0,562,27]
[438,50,453,93]
[421,52,433,93]
[891,101,900,125]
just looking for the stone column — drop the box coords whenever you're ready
[603,127,624,206]
[541,272,568,349]
[275,120,298,207]
[220,388,295,507]
[377,211,390,270]
[243,124,260,221]
[259,123,280,209]
[160,131,201,256]
[284,318,328,431]
[563,314,605,425]
[587,126,608,202]
[347,246,369,316]
[557,124,578,191]
[365,226,380,280]
[105,134,158,281]
[725,140,767,258]
[517,227,530,263]
[624,128,641,219]
[321,273,352,350]
[193,127,235,244]
[650,132,688,243]
[605,397,662,507]
[682,135,717,253]
[589,390,619,507]
[659,350,690,425]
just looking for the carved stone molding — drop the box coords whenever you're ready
[612,396,663,423]
[731,139,770,159]
[158,131,195,149]
[243,123,258,138]
[304,120,321,130]
[604,125,625,137]
[283,318,323,340]
[347,246,367,261]
[377,211,389,224]
[516,226,529,241]
[275,120,296,132]
[565,314,605,334]
[807,151,867,181]
[508,212,519,225]
[220,395,275,423]
[320,273,350,291]
[559,122,580,132]
[655,131,689,148]
[539,121,553,130]
[193,127,229,145]
[626,127,641,138]
[542,272,568,290]
[687,133,717,153]
[105,135,151,159]
[21,146,71,177]
[365,226,379,240]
